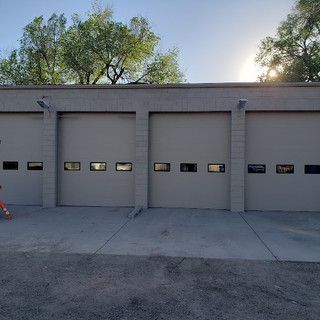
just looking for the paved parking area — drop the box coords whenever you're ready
[0,206,319,262]
[1,206,319,319]
[1,252,320,320]
[243,211,320,262]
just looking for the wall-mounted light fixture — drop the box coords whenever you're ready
[36,96,50,110]
[238,98,248,109]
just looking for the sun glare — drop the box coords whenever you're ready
[268,69,278,78]
[240,54,265,82]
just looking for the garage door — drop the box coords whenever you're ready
[245,112,320,211]
[149,113,230,209]
[59,113,135,206]
[0,113,43,205]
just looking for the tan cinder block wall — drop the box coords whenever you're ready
[135,111,149,208]
[1,83,320,210]
[42,110,58,208]
[230,109,245,212]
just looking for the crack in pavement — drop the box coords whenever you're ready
[238,211,279,261]
[90,217,133,257]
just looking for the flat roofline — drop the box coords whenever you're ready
[0,82,320,90]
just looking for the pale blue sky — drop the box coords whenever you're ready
[0,0,295,82]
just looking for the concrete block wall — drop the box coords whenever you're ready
[135,111,149,209]
[42,110,58,208]
[230,109,246,212]
[1,83,320,211]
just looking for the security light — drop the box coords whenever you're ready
[37,100,50,109]
[238,98,248,109]
[36,96,51,110]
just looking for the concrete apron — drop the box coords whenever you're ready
[0,206,319,262]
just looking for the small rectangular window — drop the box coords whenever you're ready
[27,162,43,171]
[305,165,320,174]
[154,163,171,172]
[90,162,106,171]
[64,162,80,171]
[180,163,197,172]
[248,164,266,174]
[3,161,18,170]
[116,162,132,171]
[208,164,225,173]
[276,164,294,174]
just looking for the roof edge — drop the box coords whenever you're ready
[0,82,320,90]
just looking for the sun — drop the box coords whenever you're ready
[268,69,278,78]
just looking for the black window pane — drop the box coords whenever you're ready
[27,162,43,170]
[180,163,197,172]
[64,162,80,171]
[154,163,170,172]
[305,165,320,174]
[3,161,18,170]
[208,164,225,173]
[248,164,266,174]
[90,162,106,171]
[276,164,294,174]
[116,162,132,171]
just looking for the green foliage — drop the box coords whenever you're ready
[0,14,67,85]
[256,0,320,82]
[0,50,27,85]
[142,48,185,84]
[0,5,184,85]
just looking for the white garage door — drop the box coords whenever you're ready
[149,113,231,209]
[246,112,320,211]
[59,113,135,206]
[0,113,43,205]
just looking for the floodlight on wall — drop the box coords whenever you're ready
[36,100,50,109]
[37,96,51,111]
[238,98,248,109]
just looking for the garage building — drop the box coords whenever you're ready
[0,83,319,212]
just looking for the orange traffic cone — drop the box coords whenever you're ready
[0,200,13,220]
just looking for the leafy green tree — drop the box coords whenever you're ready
[0,14,66,85]
[256,0,320,82]
[0,5,184,85]
[132,48,183,84]
[0,50,28,85]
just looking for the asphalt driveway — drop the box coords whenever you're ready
[0,252,319,320]
[0,206,319,262]
[0,206,319,320]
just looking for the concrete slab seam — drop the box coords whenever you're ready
[238,212,279,261]
[128,207,143,219]
[90,217,132,257]
[167,257,186,270]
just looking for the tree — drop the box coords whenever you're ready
[0,5,184,85]
[256,0,320,82]
[0,14,67,85]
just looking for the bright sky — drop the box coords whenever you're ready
[0,0,295,83]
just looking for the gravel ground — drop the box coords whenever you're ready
[0,252,319,320]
